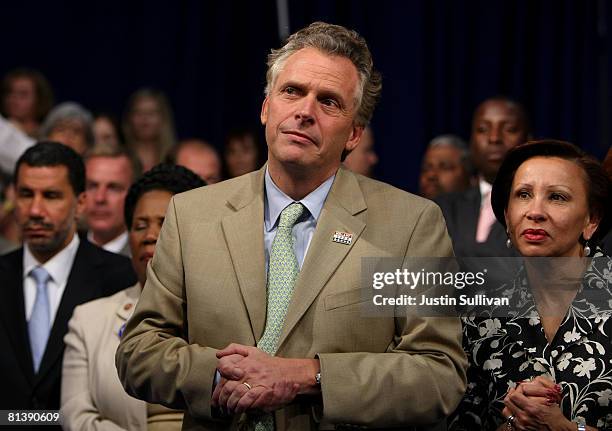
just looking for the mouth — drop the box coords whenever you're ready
[24,228,49,236]
[281,130,317,146]
[421,180,440,193]
[522,228,548,242]
[23,222,53,236]
[140,252,155,263]
[89,210,111,218]
[486,152,505,162]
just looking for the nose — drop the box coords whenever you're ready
[423,167,438,182]
[28,194,45,218]
[488,125,501,144]
[294,96,316,125]
[525,197,547,222]
[143,224,161,245]
[94,186,107,203]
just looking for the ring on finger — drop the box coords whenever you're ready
[241,381,252,390]
[506,414,515,430]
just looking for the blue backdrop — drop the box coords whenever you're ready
[2,0,610,192]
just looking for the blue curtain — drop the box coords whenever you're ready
[1,0,609,192]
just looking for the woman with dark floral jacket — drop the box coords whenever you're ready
[449,141,612,431]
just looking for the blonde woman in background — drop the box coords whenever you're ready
[123,88,176,172]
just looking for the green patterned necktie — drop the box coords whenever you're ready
[253,202,305,431]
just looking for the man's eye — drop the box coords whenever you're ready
[134,223,147,231]
[283,87,297,95]
[321,98,339,108]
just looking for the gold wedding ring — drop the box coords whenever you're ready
[242,382,252,390]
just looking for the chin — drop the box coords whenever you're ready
[517,243,550,258]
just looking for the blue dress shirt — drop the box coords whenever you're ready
[264,168,335,270]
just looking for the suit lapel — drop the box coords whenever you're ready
[0,249,35,385]
[222,169,267,342]
[35,241,99,383]
[276,168,367,351]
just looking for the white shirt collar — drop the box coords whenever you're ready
[87,230,128,254]
[23,234,80,285]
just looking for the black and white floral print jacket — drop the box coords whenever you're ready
[449,252,612,430]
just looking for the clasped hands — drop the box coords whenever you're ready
[211,343,319,415]
[500,376,576,431]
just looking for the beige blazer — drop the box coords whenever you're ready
[116,166,467,430]
[61,284,183,431]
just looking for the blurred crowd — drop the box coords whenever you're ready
[0,61,611,430]
[1,67,610,257]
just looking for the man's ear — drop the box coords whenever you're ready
[75,192,86,220]
[344,124,364,153]
[260,97,269,125]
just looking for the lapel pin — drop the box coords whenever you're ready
[332,231,353,245]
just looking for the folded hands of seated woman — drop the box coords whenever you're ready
[500,376,574,431]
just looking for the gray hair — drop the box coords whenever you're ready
[39,102,94,148]
[428,134,473,175]
[265,21,382,127]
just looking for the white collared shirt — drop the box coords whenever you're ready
[87,230,128,254]
[23,234,80,324]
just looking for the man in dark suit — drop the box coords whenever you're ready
[0,141,136,415]
[436,97,529,286]
[436,97,529,258]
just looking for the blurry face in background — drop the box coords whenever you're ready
[130,96,163,141]
[225,135,258,178]
[93,117,120,149]
[4,76,37,121]
[343,127,378,177]
[47,120,89,155]
[471,99,527,184]
[504,157,599,258]
[128,189,173,286]
[15,164,84,263]
[176,141,221,184]
[85,155,133,244]
[419,145,470,199]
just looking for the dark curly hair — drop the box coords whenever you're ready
[124,163,205,229]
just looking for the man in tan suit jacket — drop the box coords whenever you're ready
[116,22,466,430]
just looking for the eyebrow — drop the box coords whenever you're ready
[514,183,573,191]
[281,80,349,107]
